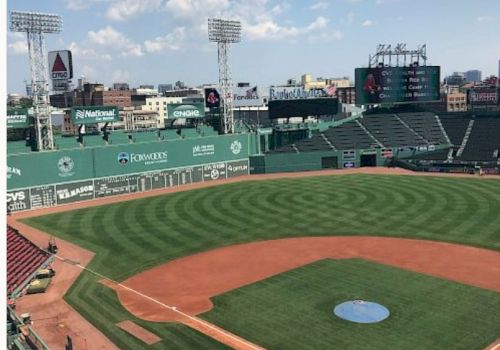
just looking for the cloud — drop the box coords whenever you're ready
[375,0,399,4]
[8,41,28,54]
[65,0,110,11]
[88,26,143,56]
[308,30,344,43]
[144,27,186,52]
[311,2,328,10]
[112,69,131,82]
[246,16,330,40]
[362,19,376,27]
[106,0,163,21]
[476,16,492,22]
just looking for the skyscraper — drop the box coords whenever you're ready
[465,70,482,83]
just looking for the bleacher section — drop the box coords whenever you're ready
[397,112,449,144]
[457,117,500,162]
[7,226,52,296]
[439,114,471,146]
[269,112,449,154]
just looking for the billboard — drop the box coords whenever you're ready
[167,103,205,118]
[48,50,73,80]
[70,106,119,124]
[7,108,30,128]
[233,86,264,107]
[204,88,220,108]
[269,85,337,100]
[468,87,499,106]
[355,66,440,105]
[268,98,339,119]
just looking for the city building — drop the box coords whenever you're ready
[325,77,351,88]
[113,82,130,91]
[139,84,155,90]
[336,87,356,105]
[158,84,173,95]
[164,88,201,97]
[301,74,326,90]
[142,96,183,127]
[444,72,466,86]
[117,106,160,131]
[445,90,467,112]
[175,80,186,89]
[465,70,482,83]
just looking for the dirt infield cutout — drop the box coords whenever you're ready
[116,321,161,345]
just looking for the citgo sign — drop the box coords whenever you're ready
[167,103,205,119]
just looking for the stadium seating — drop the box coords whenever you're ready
[7,226,51,296]
[268,112,450,154]
[457,117,500,162]
[439,114,471,146]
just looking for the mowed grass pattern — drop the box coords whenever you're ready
[22,174,500,349]
[202,259,500,350]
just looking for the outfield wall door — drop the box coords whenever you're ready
[360,154,377,167]
[321,156,338,169]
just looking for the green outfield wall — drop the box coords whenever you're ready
[7,134,250,212]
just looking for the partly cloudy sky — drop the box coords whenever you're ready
[6,0,500,93]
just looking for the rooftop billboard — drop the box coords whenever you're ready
[268,98,339,119]
[167,103,205,118]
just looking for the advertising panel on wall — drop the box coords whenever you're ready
[268,98,339,119]
[71,106,119,124]
[7,149,95,190]
[167,103,205,118]
[7,108,30,128]
[233,86,264,107]
[93,134,248,178]
[355,66,440,105]
[55,180,94,205]
[6,159,249,212]
[204,88,221,108]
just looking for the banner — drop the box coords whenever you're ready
[204,88,221,108]
[167,103,205,118]
[71,106,119,124]
[55,180,94,205]
[7,108,30,129]
[233,86,264,107]
[355,66,440,105]
[269,85,335,100]
[468,87,499,106]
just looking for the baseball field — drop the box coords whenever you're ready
[13,171,500,349]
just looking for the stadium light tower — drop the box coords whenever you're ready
[10,11,62,151]
[208,18,241,134]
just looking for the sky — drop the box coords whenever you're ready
[5,0,500,94]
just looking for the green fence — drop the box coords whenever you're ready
[7,134,251,212]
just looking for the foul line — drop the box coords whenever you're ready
[57,255,264,350]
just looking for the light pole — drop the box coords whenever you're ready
[10,11,62,151]
[208,18,241,134]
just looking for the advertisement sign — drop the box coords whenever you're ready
[7,108,30,129]
[204,88,221,108]
[226,160,249,178]
[233,86,264,107]
[355,66,440,105]
[7,189,31,212]
[468,87,499,106]
[268,98,338,119]
[71,106,119,124]
[202,162,227,181]
[55,180,94,205]
[48,50,73,80]
[269,85,336,100]
[167,103,205,119]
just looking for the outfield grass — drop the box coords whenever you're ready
[202,259,500,350]
[22,174,500,349]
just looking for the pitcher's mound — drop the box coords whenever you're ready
[334,300,390,324]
